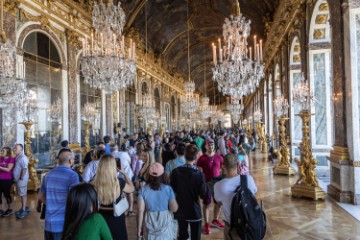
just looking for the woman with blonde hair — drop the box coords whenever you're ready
[93,154,134,240]
[136,148,155,189]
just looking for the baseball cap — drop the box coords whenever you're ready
[149,162,164,177]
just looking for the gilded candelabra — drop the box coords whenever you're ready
[273,117,295,176]
[19,121,40,191]
[291,111,325,200]
[83,121,91,153]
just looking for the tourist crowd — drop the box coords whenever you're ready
[0,128,258,240]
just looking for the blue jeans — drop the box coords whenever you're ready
[44,231,62,240]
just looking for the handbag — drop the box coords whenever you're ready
[113,188,129,217]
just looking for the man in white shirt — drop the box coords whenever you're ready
[214,153,257,240]
[82,149,104,182]
[111,143,134,179]
[111,143,136,216]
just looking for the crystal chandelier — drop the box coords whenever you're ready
[181,81,200,114]
[293,73,314,112]
[211,2,264,98]
[139,93,156,121]
[199,96,211,119]
[253,109,262,122]
[82,102,97,122]
[181,1,199,115]
[274,95,289,117]
[81,0,136,92]
[18,89,37,122]
[227,97,244,123]
[0,0,27,106]
[48,98,62,122]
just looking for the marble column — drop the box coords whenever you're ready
[66,30,79,143]
[326,0,353,204]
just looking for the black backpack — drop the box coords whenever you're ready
[229,175,266,240]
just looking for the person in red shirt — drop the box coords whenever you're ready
[196,138,224,234]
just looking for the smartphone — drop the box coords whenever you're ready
[115,158,122,170]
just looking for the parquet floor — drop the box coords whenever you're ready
[1,151,360,240]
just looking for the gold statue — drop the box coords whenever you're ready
[295,158,305,185]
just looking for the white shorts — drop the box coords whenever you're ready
[16,180,28,196]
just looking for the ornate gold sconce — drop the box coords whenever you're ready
[19,121,40,191]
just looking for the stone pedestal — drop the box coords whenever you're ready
[327,146,354,203]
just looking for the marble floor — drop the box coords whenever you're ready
[2,151,360,240]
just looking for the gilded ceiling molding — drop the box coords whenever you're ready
[19,0,92,36]
[4,0,22,14]
[66,29,82,47]
[264,0,306,71]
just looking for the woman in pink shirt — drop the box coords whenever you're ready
[0,146,15,217]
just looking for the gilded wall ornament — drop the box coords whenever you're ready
[313,29,325,39]
[315,14,328,24]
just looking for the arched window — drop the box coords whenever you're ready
[171,96,176,130]
[348,1,360,160]
[125,84,136,134]
[80,75,102,147]
[268,74,273,136]
[141,81,148,95]
[154,88,161,115]
[23,31,62,168]
[309,0,333,153]
[274,64,281,97]
[289,37,303,155]
[264,81,268,134]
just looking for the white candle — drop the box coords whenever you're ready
[256,44,260,63]
[23,61,26,79]
[122,35,125,53]
[249,47,252,61]
[260,39,263,62]
[82,39,85,56]
[212,44,217,65]
[133,42,136,60]
[101,33,104,54]
[218,39,221,54]
[254,35,257,60]
[113,34,116,54]
[129,47,132,60]
[219,48,223,63]
[91,33,93,55]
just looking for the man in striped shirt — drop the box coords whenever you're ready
[38,149,79,240]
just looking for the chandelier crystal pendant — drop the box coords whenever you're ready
[293,73,314,112]
[211,3,264,98]
[81,0,136,92]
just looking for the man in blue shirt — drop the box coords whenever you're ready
[165,143,186,176]
[38,149,79,240]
